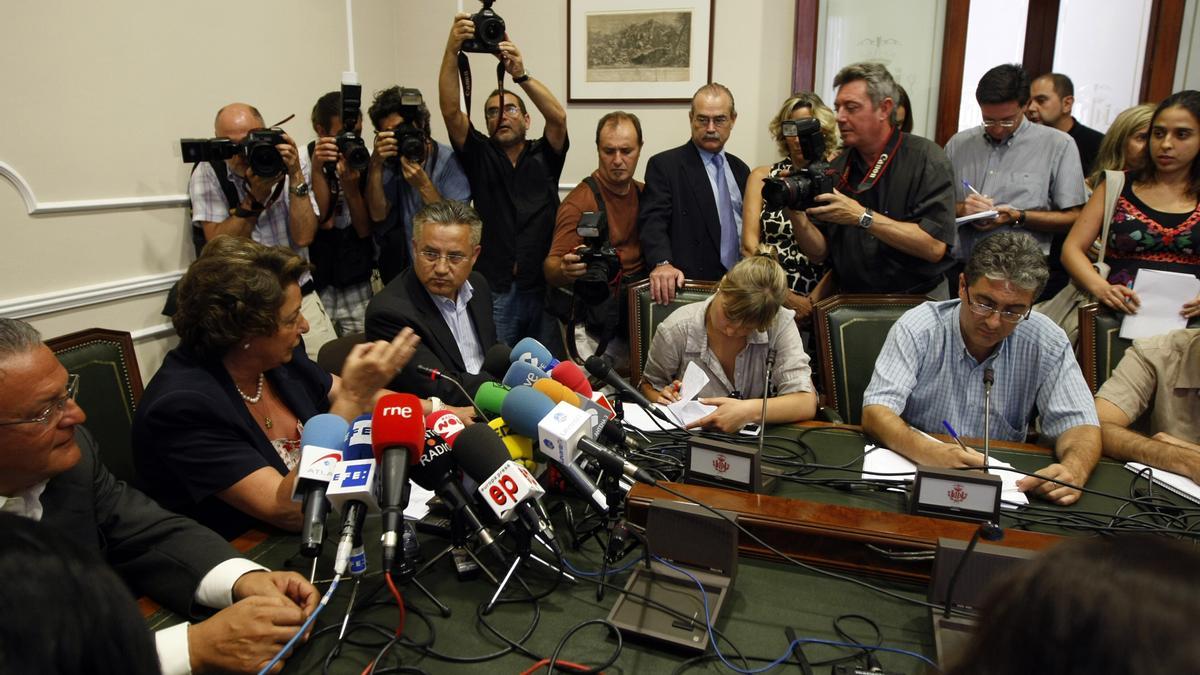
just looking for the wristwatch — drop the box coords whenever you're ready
[857,208,874,230]
[1016,209,1027,226]
[289,183,310,197]
[513,70,532,84]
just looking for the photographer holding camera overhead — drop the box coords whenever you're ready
[799,63,957,298]
[366,86,470,285]
[186,102,338,357]
[438,2,569,355]
[546,112,645,367]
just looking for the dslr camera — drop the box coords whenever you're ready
[462,0,506,54]
[181,128,286,178]
[573,212,622,305]
[336,82,370,173]
[761,118,835,211]
[386,88,429,166]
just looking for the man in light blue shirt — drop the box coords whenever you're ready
[862,232,1100,505]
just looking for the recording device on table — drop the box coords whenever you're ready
[761,118,835,212]
[180,128,287,178]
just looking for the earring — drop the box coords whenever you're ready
[242,343,251,350]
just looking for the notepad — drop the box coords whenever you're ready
[955,210,999,226]
[1124,462,1200,505]
[861,445,1029,508]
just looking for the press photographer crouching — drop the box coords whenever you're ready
[546,112,646,367]
[366,86,471,285]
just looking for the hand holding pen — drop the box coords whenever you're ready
[941,420,986,468]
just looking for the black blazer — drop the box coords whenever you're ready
[41,427,238,617]
[638,141,751,282]
[365,268,500,405]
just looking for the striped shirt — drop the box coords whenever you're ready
[863,299,1098,441]
[426,279,485,375]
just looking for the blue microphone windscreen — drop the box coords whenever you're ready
[510,337,554,370]
[302,413,350,450]
[342,413,374,461]
[500,385,557,439]
[502,360,548,388]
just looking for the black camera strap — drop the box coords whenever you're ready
[457,51,507,121]
[305,140,338,226]
[582,176,606,214]
[839,128,904,195]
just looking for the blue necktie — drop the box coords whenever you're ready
[713,153,738,271]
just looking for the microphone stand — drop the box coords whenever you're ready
[941,521,1003,618]
[485,520,576,614]
[758,349,777,457]
[982,368,994,473]
[414,509,501,593]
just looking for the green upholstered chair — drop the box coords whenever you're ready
[627,279,719,388]
[1077,303,1131,394]
[812,294,928,425]
[45,328,144,488]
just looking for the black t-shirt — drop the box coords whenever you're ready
[824,132,957,293]
[454,125,568,292]
[1068,118,1105,176]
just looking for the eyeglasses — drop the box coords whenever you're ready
[418,249,471,267]
[0,374,79,427]
[693,114,731,129]
[981,117,1020,129]
[964,288,1030,324]
[485,104,522,120]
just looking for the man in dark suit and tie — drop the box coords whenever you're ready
[366,200,502,408]
[639,83,751,304]
[0,318,319,674]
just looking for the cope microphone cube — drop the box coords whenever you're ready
[477,460,545,523]
[536,401,592,467]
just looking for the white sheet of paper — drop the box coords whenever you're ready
[861,445,1029,508]
[1124,462,1200,504]
[665,399,718,427]
[677,361,710,402]
[1120,269,1200,339]
[955,210,998,226]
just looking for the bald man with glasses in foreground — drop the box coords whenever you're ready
[861,232,1101,505]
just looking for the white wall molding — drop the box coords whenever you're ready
[1,160,187,215]
[0,271,182,320]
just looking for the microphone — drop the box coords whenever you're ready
[482,343,513,379]
[982,368,994,473]
[941,521,1004,618]
[474,381,511,418]
[411,420,497,550]
[415,365,490,422]
[502,386,609,514]
[426,409,467,447]
[510,337,559,371]
[550,360,593,397]
[502,360,548,388]
[292,414,350,559]
[757,348,776,458]
[488,417,537,470]
[371,393,425,572]
[531,378,638,451]
[574,438,657,486]
[452,423,560,553]
[584,355,671,422]
[326,415,378,576]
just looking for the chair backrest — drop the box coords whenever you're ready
[813,294,928,425]
[627,279,719,387]
[45,328,144,487]
[316,332,365,377]
[1077,303,1131,394]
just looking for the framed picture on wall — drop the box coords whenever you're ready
[567,0,714,103]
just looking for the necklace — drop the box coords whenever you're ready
[235,373,265,405]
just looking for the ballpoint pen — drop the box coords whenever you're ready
[941,420,974,455]
[962,179,983,196]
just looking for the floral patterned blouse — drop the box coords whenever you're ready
[1105,177,1200,287]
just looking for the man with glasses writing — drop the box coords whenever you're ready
[366,201,500,407]
[944,64,1087,299]
[861,233,1101,505]
[438,13,569,353]
[639,83,750,304]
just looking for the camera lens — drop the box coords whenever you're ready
[247,144,284,178]
[480,17,505,43]
[762,175,813,211]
